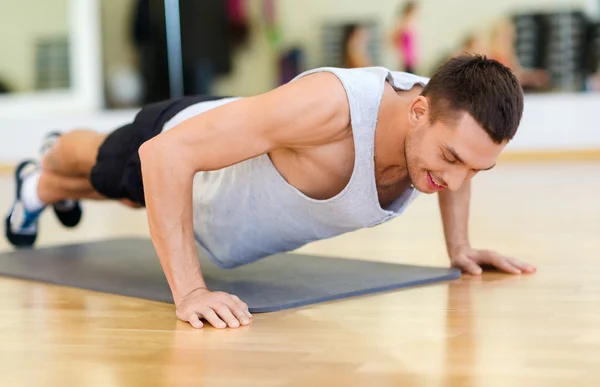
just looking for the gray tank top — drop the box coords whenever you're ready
[162,66,429,268]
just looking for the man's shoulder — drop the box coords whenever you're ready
[386,70,430,90]
[292,66,430,90]
[293,65,391,78]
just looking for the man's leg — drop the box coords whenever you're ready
[38,170,105,203]
[5,128,121,247]
[40,129,106,178]
[5,96,209,248]
[38,129,113,228]
[39,129,143,208]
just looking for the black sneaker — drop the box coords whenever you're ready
[4,160,45,248]
[40,131,82,228]
[52,200,82,228]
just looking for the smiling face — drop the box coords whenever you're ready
[400,54,524,193]
[404,99,507,194]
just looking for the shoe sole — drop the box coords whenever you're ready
[4,160,38,248]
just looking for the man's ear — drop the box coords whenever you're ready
[409,96,429,126]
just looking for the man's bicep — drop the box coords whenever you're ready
[263,72,351,147]
[204,71,350,150]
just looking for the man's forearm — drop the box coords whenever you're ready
[139,141,207,303]
[438,180,471,255]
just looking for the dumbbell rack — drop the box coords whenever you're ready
[513,10,593,92]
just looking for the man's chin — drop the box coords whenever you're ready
[407,170,429,194]
[411,176,439,195]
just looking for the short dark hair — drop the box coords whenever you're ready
[421,54,524,144]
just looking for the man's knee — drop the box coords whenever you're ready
[48,130,104,176]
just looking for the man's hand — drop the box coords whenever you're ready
[176,288,252,329]
[437,180,536,276]
[450,245,537,275]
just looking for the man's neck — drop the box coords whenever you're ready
[375,85,416,173]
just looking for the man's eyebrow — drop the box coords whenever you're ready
[445,146,496,171]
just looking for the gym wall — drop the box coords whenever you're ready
[212,0,597,96]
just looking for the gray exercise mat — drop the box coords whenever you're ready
[0,238,460,313]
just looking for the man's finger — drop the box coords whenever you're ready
[453,257,482,275]
[508,257,537,273]
[488,254,521,274]
[199,308,227,329]
[231,305,252,326]
[224,299,251,326]
[215,304,241,328]
[230,295,252,319]
[187,312,204,329]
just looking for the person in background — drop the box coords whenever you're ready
[341,24,373,68]
[489,19,549,90]
[430,33,487,75]
[391,1,419,73]
[458,34,487,56]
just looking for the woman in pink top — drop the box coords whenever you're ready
[392,1,419,73]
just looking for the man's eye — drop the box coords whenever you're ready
[442,154,457,164]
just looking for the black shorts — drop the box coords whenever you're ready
[90,95,226,206]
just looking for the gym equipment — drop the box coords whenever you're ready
[0,238,460,313]
[513,11,592,91]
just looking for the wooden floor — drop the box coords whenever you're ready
[0,161,599,386]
